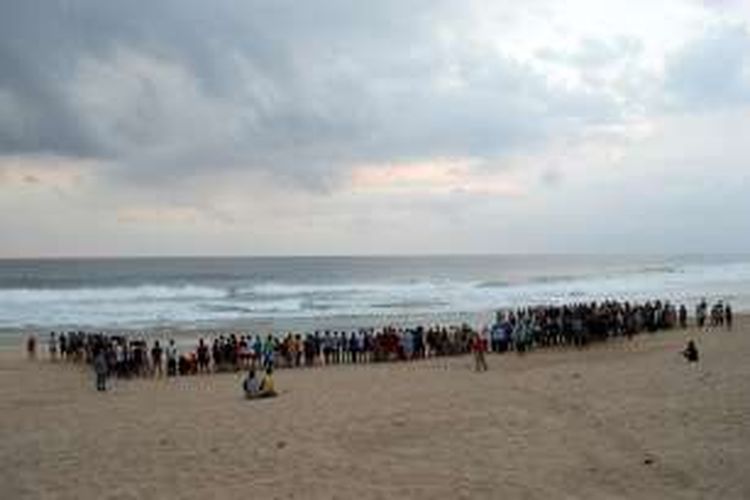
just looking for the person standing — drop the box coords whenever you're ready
[678,305,688,329]
[471,332,488,372]
[166,339,178,377]
[349,332,359,364]
[725,303,733,330]
[197,338,210,373]
[48,332,57,361]
[94,348,108,391]
[696,299,707,328]
[262,335,275,370]
[26,335,37,360]
[151,340,163,377]
[323,331,333,365]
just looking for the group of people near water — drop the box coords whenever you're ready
[30,298,733,392]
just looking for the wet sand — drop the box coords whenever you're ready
[1,319,749,499]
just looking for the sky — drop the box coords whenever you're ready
[1,0,749,257]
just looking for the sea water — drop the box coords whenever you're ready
[1,255,749,339]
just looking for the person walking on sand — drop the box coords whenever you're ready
[94,348,108,391]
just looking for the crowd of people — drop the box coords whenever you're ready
[30,298,734,391]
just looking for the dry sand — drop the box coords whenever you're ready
[1,320,749,500]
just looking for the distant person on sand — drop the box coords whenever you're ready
[678,305,688,329]
[48,332,57,361]
[725,303,732,330]
[471,332,488,372]
[94,348,108,391]
[197,338,210,373]
[682,340,699,363]
[151,340,163,377]
[696,299,707,328]
[26,335,37,360]
[166,339,178,377]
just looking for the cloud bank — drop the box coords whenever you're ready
[1,0,749,255]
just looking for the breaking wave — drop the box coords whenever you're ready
[1,258,749,330]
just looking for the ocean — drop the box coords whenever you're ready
[1,255,749,340]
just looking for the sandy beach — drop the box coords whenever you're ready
[1,319,749,500]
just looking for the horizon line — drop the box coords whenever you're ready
[1,251,749,261]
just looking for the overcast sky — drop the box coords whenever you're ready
[1,0,749,257]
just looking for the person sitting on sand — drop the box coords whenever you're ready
[243,368,261,398]
[682,340,699,363]
[243,367,277,399]
[259,367,277,397]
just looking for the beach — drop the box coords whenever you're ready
[1,319,749,499]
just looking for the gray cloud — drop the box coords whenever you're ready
[0,0,627,189]
[664,24,750,109]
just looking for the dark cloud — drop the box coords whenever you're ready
[0,0,625,188]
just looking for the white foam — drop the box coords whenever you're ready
[1,260,749,329]
[0,285,227,303]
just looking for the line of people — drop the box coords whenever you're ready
[31,298,734,389]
